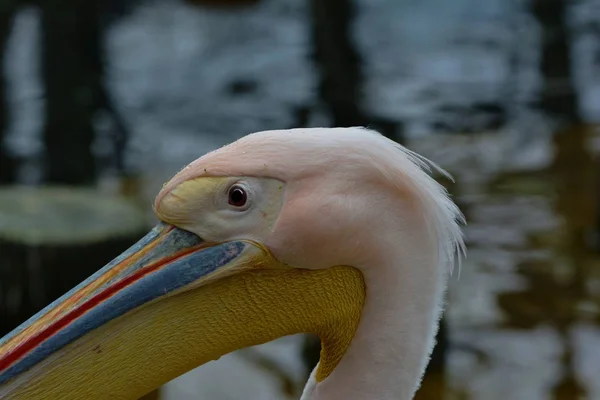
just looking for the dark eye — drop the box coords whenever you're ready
[228,185,248,207]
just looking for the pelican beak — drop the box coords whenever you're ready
[0,222,365,400]
[0,222,263,397]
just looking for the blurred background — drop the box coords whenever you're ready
[0,0,599,399]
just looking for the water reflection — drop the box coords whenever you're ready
[413,124,600,399]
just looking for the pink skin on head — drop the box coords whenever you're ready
[155,128,421,267]
[155,127,465,400]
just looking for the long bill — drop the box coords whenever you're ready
[0,222,365,400]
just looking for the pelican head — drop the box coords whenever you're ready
[0,127,465,400]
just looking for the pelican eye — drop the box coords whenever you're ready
[228,185,248,208]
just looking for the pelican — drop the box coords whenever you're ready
[0,127,465,400]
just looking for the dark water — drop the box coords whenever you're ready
[413,125,600,400]
[1,0,600,399]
